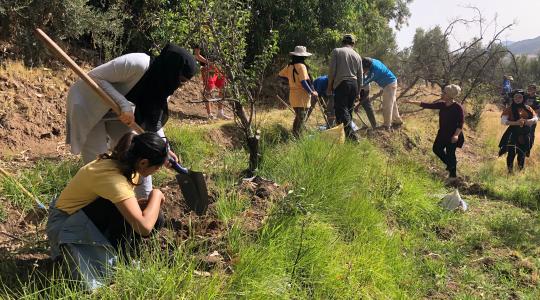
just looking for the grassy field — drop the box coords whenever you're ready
[1,106,540,299]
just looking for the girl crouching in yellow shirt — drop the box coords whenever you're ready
[46,132,168,290]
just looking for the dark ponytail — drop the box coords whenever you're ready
[100,132,168,185]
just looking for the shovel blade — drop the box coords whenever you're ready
[175,171,209,215]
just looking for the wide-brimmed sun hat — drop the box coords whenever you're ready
[444,84,462,99]
[289,46,312,57]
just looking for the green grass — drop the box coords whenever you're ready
[0,158,82,211]
[3,115,540,299]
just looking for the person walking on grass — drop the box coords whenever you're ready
[66,43,196,201]
[362,57,403,131]
[403,84,464,179]
[193,45,231,120]
[47,132,168,290]
[278,46,318,138]
[501,75,514,107]
[498,90,538,174]
[327,34,363,141]
[524,84,540,148]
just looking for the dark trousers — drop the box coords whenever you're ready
[82,197,164,254]
[433,141,457,177]
[292,107,307,138]
[359,89,377,128]
[531,123,537,149]
[334,80,358,141]
[507,145,526,170]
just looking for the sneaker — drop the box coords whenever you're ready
[392,122,404,129]
[207,113,216,120]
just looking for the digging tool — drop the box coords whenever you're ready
[275,95,295,114]
[0,165,47,211]
[34,28,209,215]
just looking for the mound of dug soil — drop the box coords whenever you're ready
[0,60,216,158]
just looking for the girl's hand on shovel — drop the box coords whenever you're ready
[165,150,181,169]
[119,111,135,126]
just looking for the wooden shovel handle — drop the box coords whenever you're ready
[34,28,145,134]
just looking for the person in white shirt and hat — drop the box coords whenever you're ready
[278,46,318,137]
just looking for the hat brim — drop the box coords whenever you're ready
[289,51,312,57]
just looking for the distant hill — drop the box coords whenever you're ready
[507,36,540,56]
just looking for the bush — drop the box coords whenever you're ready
[0,0,128,64]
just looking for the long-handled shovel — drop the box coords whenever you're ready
[35,28,209,215]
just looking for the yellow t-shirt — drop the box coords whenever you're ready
[278,63,311,108]
[55,159,139,215]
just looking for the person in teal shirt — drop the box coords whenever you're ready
[362,57,403,131]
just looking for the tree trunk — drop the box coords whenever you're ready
[233,101,260,175]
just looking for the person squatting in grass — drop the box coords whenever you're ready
[498,90,538,174]
[278,46,318,138]
[46,132,168,290]
[403,84,465,179]
[327,34,364,141]
[524,84,540,148]
[361,57,403,131]
[193,45,231,120]
[65,43,196,201]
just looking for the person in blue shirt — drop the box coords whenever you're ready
[313,75,335,127]
[362,57,403,131]
[313,75,372,129]
[501,75,513,106]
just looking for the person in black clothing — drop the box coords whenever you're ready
[403,84,465,179]
[524,84,540,148]
[499,90,538,173]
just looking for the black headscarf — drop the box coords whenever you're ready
[510,90,530,121]
[289,55,313,83]
[126,44,197,132]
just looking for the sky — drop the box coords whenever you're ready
[394,0,540,50]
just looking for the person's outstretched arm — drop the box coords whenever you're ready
[115,189,165,236]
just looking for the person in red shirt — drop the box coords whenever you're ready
[403,84,464,179]
[193,45,231,120]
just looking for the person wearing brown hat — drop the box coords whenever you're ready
[278,46,318,137]
[403,84,465,179]
[326,34,363,141]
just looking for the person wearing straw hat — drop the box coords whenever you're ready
[326,34,363,141]
[403,84,465,179]
[278,46,318,137]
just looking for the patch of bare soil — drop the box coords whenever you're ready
[0,65,76,158]
[0,60,234,158]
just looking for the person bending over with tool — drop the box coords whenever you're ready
[278,46,317,138]
[362,57,403,131]
[47,132,168,290]
[498,90,538,174]
[66,44,196,200]
[403,85,464,179]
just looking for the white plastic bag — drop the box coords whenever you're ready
[440,189,468,211]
